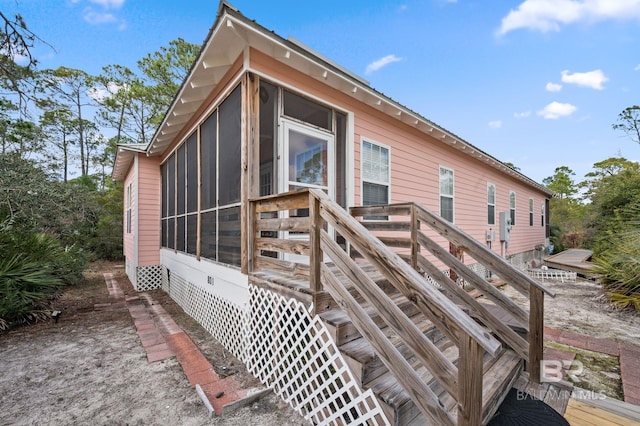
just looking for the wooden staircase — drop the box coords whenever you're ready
[248,189,555,425]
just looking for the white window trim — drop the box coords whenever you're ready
[487,183,496,226]
[360,137,391,220]
[126,182,132,234]
[509,191,516,227]
[439,166,454,223]
[529,198,534,227]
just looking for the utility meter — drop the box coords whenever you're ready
[499,212,512,241]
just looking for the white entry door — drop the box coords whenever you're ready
[280,120,335,196]
[279,120,335,263]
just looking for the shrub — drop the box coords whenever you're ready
[593,228,640,312]
[0,255,63,330]
[0,229,88,329]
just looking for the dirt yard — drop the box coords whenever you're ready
[1,263,638,425]
[503,276,640,343]
[0,263,307,426]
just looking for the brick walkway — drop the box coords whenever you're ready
[100,273,269,416]
[545,326,640,405]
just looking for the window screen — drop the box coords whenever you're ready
[529,198,534,227]
[186,214,197,255]
[510,192,516,226]
[167,154,175,216]
[218,206,241,266]
[219,86,241,205]
[186,133,198,213]
[176,144,186,215]
[362,140,390,220]
[200,112,217,211]
[487,184,496,226]
[283,89,332,131]
[201,211,217,260]
[440,167,454,222]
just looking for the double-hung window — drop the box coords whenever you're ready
[487,183,496,226]
[439,167,454,222]
[509,191,516,226]
[126,183,132,234]
[529,198,534,227]
[361,139,390,219]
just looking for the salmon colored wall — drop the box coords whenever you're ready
[249,48,549,259]
[160,55,244,165]
[137,155,161,266]
[123,162,136,263]
[122,154,161,267]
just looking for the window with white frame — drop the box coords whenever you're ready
[487,183,496,226]
[126,183,132,234]
[529,198,534,226]
[440,166,454,222]
[361,139,390,219]
[509,191,516,226]
[541,203,545,227]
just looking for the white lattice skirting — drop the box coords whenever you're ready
[161,267,389,425]
[134,265,162,292]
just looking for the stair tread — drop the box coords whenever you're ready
[371,347,523,423]
[338,313,439,363]
[320,292,413,327]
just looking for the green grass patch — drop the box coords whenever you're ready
[545,341,623,400]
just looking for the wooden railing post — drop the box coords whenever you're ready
[528,285,544,382]
[410,204,419,271]
[458,332,483,426]
[247,199,257,274]
[309,193,322,294]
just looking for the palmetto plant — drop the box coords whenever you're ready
[593,227,640,312]
[0,255,63,330]
[0,227,86,330]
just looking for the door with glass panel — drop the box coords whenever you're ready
[279,120,335,263]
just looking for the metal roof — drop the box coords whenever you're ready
[112,143,147,181]
[113,1,552,196]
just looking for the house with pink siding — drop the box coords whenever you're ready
[113,3,557,424]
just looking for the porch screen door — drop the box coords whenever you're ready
[280,120,335,262]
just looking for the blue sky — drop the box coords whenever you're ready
[4,0,640,185]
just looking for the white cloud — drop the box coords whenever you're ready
[488,120,503,128]
[537,101,577,119]
[365,54,403,75]
[514,111,532,118]
[89,0,125,9]
[87,87,111,102]
[497,0,640,36]
[546,82,562,92]
[634,64,640,71]
[561,69,608,89]
[84,11,117,24]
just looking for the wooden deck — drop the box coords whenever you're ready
[544,249,595,276]
[248,189,556,425]
[564,396,640,425]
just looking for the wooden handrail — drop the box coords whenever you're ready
[249,189,557,422]
[412,204,555,298]
[312,189,501,357]
[351,201,552,384]
[320,230,459,398]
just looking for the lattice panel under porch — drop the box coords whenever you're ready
[134,265,162,291]
[187,284,249,361]
[161,269,248,361]
[247,285,389,426]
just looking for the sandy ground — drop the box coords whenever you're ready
[502,276,640,343]
[1,264,638,425]
[0,264,307,426]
